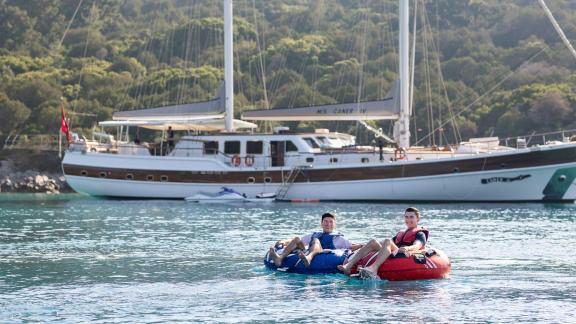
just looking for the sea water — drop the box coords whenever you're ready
[0,194,575,322]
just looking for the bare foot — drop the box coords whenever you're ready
[298,251,311,267]
[269,247,282,267]
[359,267,380,280]
[337,264,351,275]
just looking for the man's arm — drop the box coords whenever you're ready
[350,243,364,251]
[300,234,312,246]
[334,236,363,250]
[397,232,427,254]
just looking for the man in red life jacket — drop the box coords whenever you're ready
[337,207,428,279]
[268,212,362,267]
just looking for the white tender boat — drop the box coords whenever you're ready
[185,187,276,203]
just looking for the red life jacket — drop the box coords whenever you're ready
[394,227,429,248]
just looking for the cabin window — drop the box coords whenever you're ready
[160,175,169,182]
[247,141,263,154]
[264,177,272,183]
[286,141,298,152]
[329,157,338,163]
[303,137,319,149]
[247,177,256,184]
[80,170,88,176]
[316,136,328,144]
[306,157,314,163]
[224,141,241,154]
[99,172,107,178]
[146,175,154,181]
[361,158,369,163]
[204,141,219,155]
[126,174,134,180]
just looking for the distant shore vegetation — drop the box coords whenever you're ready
[1,0,575,144]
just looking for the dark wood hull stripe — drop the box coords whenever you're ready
[63,146,576,184]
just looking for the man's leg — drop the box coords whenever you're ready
[362,239,398,275]
[269,237,305,267]
[337,239,382,275]
[298,238,323,267]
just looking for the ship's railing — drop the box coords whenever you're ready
[2,134,60,151]
[501,129,576,148]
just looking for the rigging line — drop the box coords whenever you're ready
[421,6,435,146]
[288,54,312,108]
[71,1,98,115]
[57,0,84,50]
[425,5,443,146]
[176,5,194,105]
[133,15,163,110]
[355,8,369,139]
[252,0,270,111]
[414,45,550,146]
[409,0,418,116]
[538,0,576,62]
[356,9,369,106]
[422,2,461,143]
[411,0,419,144]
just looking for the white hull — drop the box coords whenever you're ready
[65,162,576,201]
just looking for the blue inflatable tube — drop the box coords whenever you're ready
[264,246,350,274]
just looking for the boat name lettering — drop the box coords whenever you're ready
[481,174,531,184]
[315,107,367,115]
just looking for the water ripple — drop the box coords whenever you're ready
[0,195,575,322]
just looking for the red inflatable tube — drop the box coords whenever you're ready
[350,249,451,281]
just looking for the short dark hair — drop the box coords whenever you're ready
[321,212,336,220]
[405,207,420,218]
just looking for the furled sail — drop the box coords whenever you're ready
[242,81,399,121]
[113,82,226,121]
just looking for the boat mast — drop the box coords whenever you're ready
[224,0,234,132]
[395,0,411,148]
[538,0,576,62]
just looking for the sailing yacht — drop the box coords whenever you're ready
[62,0,576,201]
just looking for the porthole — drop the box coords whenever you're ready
[80,170,88,176]
[329,157,338,163]
[125,174,134,180]
[306,157,314,163]
[99,172,107,178]
[453,167,460,173]
[247,177,256,184]
[146,175,154,181]
[559,175,567,182]
[361,157,369,163]
[264,177,272,184]
[160,175,169,182]
[500,163,508,168]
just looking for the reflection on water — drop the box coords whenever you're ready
[0,195,575,322]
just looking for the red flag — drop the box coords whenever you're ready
[60,106,71,142]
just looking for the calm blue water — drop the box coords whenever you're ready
[1,194,575,322]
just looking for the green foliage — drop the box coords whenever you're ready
[0,0,575,141]
[0,92,30,135]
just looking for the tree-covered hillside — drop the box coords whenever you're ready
[1,0,575,145]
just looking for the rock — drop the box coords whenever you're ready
[0,169,72,194]
[35,175,46,186]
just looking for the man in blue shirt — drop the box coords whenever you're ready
[268,212,362,267]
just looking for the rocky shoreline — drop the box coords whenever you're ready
[0,159,73,194]
[0,172,72,194]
